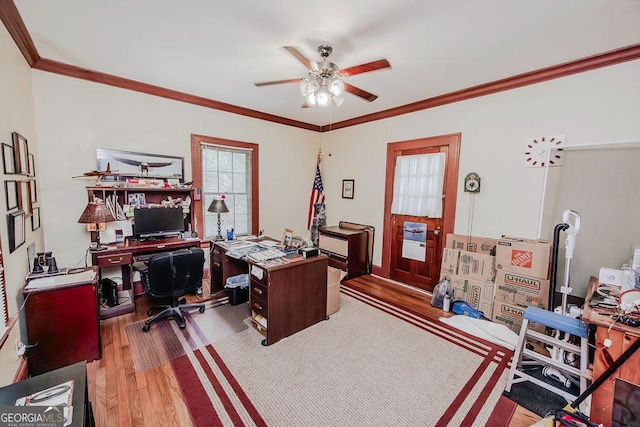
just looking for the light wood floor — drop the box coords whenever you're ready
[87,275,541,426]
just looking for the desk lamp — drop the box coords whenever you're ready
[207,197,229,241]
[78,197,116,251]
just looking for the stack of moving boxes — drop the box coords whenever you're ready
[441,234,553,347]
[441,234,498,316]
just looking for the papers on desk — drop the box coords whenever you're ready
[25,270,96,290]
[16,380,74,426]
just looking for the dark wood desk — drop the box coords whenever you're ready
[91,237,205,290]
[582,276,640,425]
[0,361,94,426]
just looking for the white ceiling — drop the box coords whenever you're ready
[14,0,640,127]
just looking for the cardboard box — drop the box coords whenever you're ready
[449,275,495,316]
[491,301,545,335]
[327,266,346,284]
[494,270,550,309]
[446,234,497,256]
[440,248,459,276]
[327,281,340,316]
[495,237,551,279]
[457,250,496,283]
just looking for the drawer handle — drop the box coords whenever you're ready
[108,257,123,264]
[156,244,166,249]
[252,302,263,311]
[213,249,220,255]
[214,262,221,267]
[253,287,263,295]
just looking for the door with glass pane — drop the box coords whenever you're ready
[382,134,460,292]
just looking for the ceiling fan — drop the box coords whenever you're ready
[255,45,391,108]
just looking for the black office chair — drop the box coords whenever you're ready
[133,248,206,332]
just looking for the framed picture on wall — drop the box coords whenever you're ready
[12,132,29,175]
[28,153,35,177]
[7,210,25,253]
[4,180,18,210]
[30,180,37,204]
[19,181,31,216]
[342,179,355,199]
[2,144,15,174]
[32,207,41,231]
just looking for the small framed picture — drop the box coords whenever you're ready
[29,180,37,204]
[28,153,35,177]
[280,228,294,247]
[32,207,41,231]
[5,180,18,210]
[19,181,31,216]
[12,132,29,175]
[342,179,355,199]
[2,143,15,174]
[7,210,26,253]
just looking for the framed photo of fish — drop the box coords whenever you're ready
[96,148,184,181]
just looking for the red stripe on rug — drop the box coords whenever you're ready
[170,350,222,426]
[204,344,268,427]
[459,348,512,426]
[193,349,245,426]
[434,347,501,427]
[486,396,517,427]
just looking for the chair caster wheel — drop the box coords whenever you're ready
[197,287,203,296]
[147,309,154,316]
[179,323,186,329]
[179,297,187,305]
[199,306,205,313]
[142,324,150,332]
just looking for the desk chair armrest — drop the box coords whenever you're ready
[132,261,148,274]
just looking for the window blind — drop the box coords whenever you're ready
[391,152,446,218]
[201,144,253,239]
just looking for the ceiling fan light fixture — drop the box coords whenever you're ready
[315,89,332,108]
[329,79,344,96]
[306,91,317,106]
[333,93,345,106]
[300,80,315,96]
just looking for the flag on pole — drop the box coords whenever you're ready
[307,163,325,229]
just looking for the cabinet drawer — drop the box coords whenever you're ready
[250,294,268,319]
[251,281,268,300]
[211,256,223,284]
[327,256,348,272]
[96,253,132,267]
[319,234,348,257]
[212,246,224,257]
[250,265,268,286]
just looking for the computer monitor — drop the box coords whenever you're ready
[133,206,185,239]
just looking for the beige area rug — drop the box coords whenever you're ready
[125,298,249,371]
[170,286,513,427]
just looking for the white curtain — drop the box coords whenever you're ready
[391,152,446,217]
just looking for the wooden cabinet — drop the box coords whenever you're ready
[249,255,328,346]
[24,269,101,376]
[318,226,368,280]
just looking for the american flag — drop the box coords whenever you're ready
[307,163,325,229]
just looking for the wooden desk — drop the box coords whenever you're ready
[0,361,94,426]
[24,269,101,376]
[91,237,205,291]
[249,254,328,346]
[582,276,640,425]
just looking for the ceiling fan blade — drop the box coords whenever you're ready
[344,83,378,102]
[283,46,314,70]
[301,100,312,108]
[339,59,391,77]
[254,78,303,87]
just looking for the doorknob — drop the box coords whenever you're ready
[434,228,440,235]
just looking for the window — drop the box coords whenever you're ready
[190,135,259,239]
[391,152,446,218]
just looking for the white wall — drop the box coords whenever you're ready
[31,72,320,268]
[0,24,44,386]
[319,60,640,297]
